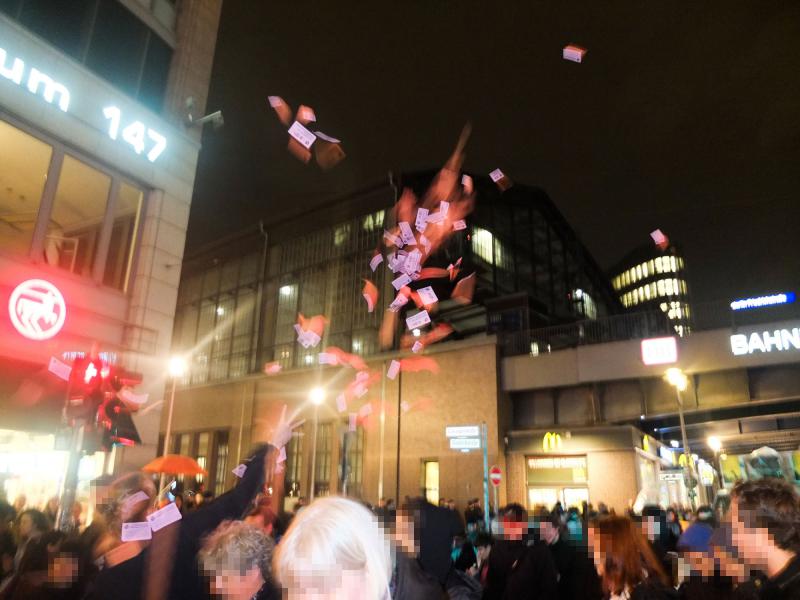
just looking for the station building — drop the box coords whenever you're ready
[165,172,623,505]
[0,0,223,506]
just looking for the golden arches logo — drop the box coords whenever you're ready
[542,432,562,452]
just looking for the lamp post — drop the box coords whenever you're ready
[308,387,325,501]
[707,436,723,489]
[665,368,698,509]
[159,356,186,496]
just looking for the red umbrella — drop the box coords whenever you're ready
[142,454,207,476]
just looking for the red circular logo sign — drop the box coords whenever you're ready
[490,465,502,487]
[8,279,67,340]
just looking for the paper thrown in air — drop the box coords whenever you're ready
[121,522,152,542]
[406,310,431,330]
[288,121,316,149]
[387,360,401,380]
[146,502,182,532]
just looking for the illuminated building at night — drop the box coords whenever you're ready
[610,243,692,336]
[0,0,223,505]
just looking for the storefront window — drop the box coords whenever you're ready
[0,121,53,257]
[103,182,143,291]
[45,155,111,277]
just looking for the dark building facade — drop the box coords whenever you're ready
[172,172,622,385]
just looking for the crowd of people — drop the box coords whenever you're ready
[1,442,800,599]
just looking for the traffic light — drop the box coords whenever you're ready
[99,396,141,448]
[66,356,112,420]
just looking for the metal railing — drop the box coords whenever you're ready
[500,299,800,357]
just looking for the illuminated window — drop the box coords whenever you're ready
[650,282,657,298]
[649,259,655,274]
[660,302,668,311]
[284,432,304,497]
[638,287,644,302]
[642,262,649,277]
[361,209,385,232]
[636,265,643,281]
[657,279,666,296]
[471,227,495,264]
[46,155,112,277]
[681,280,688,294]
[674,279,680,295]
[665,279,674,295]
[678,257,684,269]
[0,120,53,257]
[333,224,351,247]
[103,182,143,291]
[644,284,651,300]
[671,256,678,272]
[422,460,440,505]
[314,422,332,497]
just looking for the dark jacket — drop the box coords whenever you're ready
[752,553,800,600]
[392,550,444,600]
[547,536,602,600]
[484,539,558,600]
[415,501,464,586]
[90,444,271,600]
[629,578,680,600]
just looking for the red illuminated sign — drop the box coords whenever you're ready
[8,279,66,340]
[641,336,678,365]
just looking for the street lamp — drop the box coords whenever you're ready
[160,356,187,496]
[664,367,698,508]
[308,387,325,501]
[707,436,724,488]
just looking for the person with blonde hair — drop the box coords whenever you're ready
[273,496,393,599]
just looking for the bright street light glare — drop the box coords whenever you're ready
[707,436,722,453]
[664,367,688,391]
[309,387,325,405]
[169,356,187,377]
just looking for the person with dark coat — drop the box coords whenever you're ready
[588,516,678,600]
[484,504,558,600]
[534,509,602,600]
[90,443,276,600]
[404,497,464,587]
[729,478,800,600]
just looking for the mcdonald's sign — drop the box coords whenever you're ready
[542,432,562,452]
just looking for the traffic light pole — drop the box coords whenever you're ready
[57,421,84,531]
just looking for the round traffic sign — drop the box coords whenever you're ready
[489,465,502,487]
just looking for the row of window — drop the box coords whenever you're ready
[621,278,688,308]
[612,255,685,292]
[162,429,229,498]
[284,421,365,499]
[1,0,174,113]
[659,301,691,322]
[0,118,144,291]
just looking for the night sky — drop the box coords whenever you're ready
[188,2,800,305]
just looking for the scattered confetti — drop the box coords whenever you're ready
[563,44,586,63]
[387,359,401,380]
[406,310,431,330]
[362,279,378,313]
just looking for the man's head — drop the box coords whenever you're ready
[730,478,800,571]
[534,508,562,545]
[474,532,492,563]
[199,520,274,600]
[18,508,48,540]
[501,503,528,541]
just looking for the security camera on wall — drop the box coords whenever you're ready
[184,97,224,130]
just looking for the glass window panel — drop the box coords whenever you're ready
[103,182,143,291]
[422,460,439,505]
[85,0,147,97]
[657,279,666,296]
[202,267,220,297]
[137,32,172,113]
[285,432,303,497]
[275,284,298,344]
[314,423,332,497]
[195,432,210,485]
[665,279,674,295]
[220,260,240,292]
[213,431,229,497]
[238,254,259,284]
[0,121,52,256]
[671,256,678,272]
[45,155,111,277]
[18,0,95,59]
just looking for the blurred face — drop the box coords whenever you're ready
[539,522,559,545]
[730,498,769,569]
[476,545,491,564]
[393,512,417,554]
[588,527,604,574]
[19,514,35,539]
[285,569,370,600]
[641,517,659,541]
[49,554,79,588]
[502,518,526,541]
[211,566,263,600]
